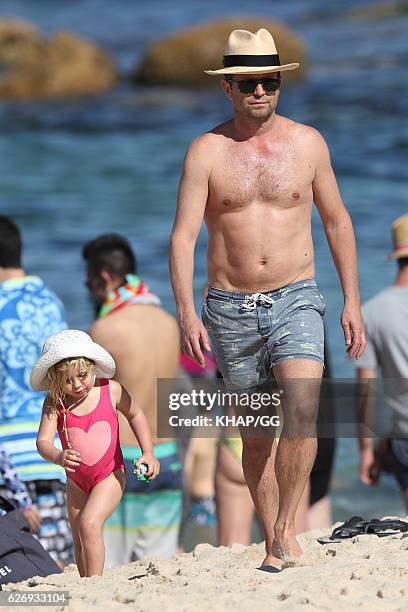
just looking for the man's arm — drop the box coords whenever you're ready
[169,136,211,366]
[312,130,365,359]
[355,367,378,484]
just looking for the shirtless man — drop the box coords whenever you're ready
[82,234,181,564]
[169,28,365,569]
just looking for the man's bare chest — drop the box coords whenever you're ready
[208,144,313,209]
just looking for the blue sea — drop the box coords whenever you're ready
[0,0,407,520]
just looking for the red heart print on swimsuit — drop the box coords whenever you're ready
[67,421,112,466]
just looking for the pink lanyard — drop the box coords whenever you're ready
[59,393,89,449]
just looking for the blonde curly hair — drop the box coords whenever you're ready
[47,357,96,412]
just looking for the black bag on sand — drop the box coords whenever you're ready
[0,496,62,585]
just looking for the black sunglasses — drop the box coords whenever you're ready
[227,78,281,94]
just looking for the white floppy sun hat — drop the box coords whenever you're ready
[204,28,299,76]
[30,329,116,391]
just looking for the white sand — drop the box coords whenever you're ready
[3,527,408,611]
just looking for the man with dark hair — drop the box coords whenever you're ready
[83,234,137,281]
[0,215,72,564]
[0,215,22,267]
[82,234,182,564]
[356,214,408,511]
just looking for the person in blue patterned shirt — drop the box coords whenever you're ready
[0,443,41,531]
[0,216,72,563]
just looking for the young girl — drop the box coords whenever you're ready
[31,329,159,577]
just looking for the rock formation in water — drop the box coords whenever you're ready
[348,1,408,19]
[0,20,117,100]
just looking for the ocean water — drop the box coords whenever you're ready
[0,0,407,520]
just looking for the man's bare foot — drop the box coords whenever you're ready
[260,552,282,570]
[272,532,303,563]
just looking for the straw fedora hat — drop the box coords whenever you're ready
[387,214,408,259]
[30,329,116,391]
[204,28,299,76]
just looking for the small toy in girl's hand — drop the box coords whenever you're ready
[133,460,150,482]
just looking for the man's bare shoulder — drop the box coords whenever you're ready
[188,121,233,153]
[91,305,179,339]
[278,117,330,168]
[279,116,327,147]
[286,119,327,152]
[90,317,112,344]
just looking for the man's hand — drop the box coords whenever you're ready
[22,505,41,532]
[341,299,366,359]
[359,448,379,485]
[180,312,211,367]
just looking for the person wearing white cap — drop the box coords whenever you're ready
[33,329,159,577]
[356,214,408,511]
[170,27,365,570]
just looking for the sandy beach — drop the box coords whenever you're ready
[3,525,408,611]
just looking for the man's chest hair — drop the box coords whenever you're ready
[210,144,312,207]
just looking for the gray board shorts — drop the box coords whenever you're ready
[202,278,326,391]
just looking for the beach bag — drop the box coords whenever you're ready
[0,496,62,585]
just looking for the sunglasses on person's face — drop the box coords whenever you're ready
[227,78,281,94]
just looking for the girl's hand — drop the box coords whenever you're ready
[58,449,81,473]
[135,453,160,480]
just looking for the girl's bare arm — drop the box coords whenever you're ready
[36,400,81,472]
[111,381,159,477]
[36,400,62,464]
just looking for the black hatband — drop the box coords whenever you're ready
[223,54,281,68]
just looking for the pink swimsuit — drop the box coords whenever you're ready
[57,379,125,494]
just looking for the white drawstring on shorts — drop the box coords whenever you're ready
[241,292,275,310]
